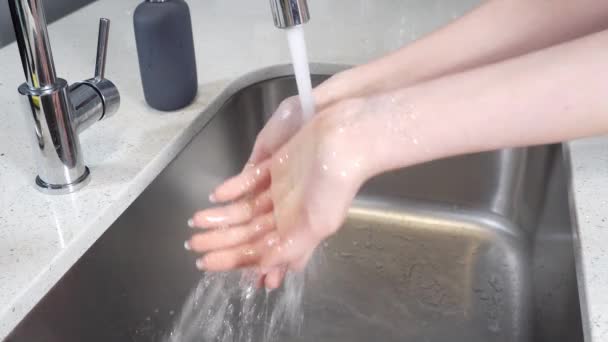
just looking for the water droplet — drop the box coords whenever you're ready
[206,215,228,224]
[266,236,279,247]
[243,249,256,256]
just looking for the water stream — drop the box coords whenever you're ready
[286,25,315,120]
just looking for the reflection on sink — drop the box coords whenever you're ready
[6,75,583,342]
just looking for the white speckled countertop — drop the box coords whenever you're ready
[567,139,608,342]
[0,0,605,341]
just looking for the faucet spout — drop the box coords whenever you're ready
[269,0,310,29]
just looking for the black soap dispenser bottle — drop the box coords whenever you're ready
[134,0,198,111]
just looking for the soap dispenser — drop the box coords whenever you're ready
[133,0,198,111]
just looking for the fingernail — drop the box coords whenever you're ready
[196,258,206,270]
[187,218,195,228]
[184,241,191,251]
[208,193,217,203]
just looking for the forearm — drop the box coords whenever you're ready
[316,0,608,108]
[363,29,608,174]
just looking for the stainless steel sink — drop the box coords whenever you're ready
[6,75,583,342]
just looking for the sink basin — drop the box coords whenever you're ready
[6,75,583,342]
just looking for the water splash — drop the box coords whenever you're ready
[166,252,321,342]
[286,25,315,120]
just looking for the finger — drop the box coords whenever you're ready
[290,250,315,272]
[188,213,274,252]
[198,229,285,272]
[210,160,271,203]
[264,266,287,289]
[255,274,266,289]
[248,138,272,167]
[249,97,304,164]
[259,230,315,272]
[191,190,273,228]
[196,242,262,272]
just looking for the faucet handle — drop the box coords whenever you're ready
[69,17,120,127]
[94,18,110,81]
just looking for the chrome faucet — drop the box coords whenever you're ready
[8,0,120,194]
[269,0,310,28]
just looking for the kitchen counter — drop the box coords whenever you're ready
[0,0,605,341]
[567,139,608,341]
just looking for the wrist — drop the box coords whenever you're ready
[312,72,348,110]
[308,98,373,185]
[313,68,372,111]
[349,89,447,178]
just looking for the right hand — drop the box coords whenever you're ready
[245,71,354,167]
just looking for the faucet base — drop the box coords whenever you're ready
[35,167,91,195]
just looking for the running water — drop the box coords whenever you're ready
[166,25,318,342]
[166,254,321,342]
[286,25,315,119]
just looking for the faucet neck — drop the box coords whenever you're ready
[8,0,58,89]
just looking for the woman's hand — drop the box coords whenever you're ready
[242,71,355,168]
[245,95,306,167]
[187,99,374,288]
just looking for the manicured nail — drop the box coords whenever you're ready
[208,193,217,203]
[196,258,206,270]
[187,218,195,228]
[184,241,191,251]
